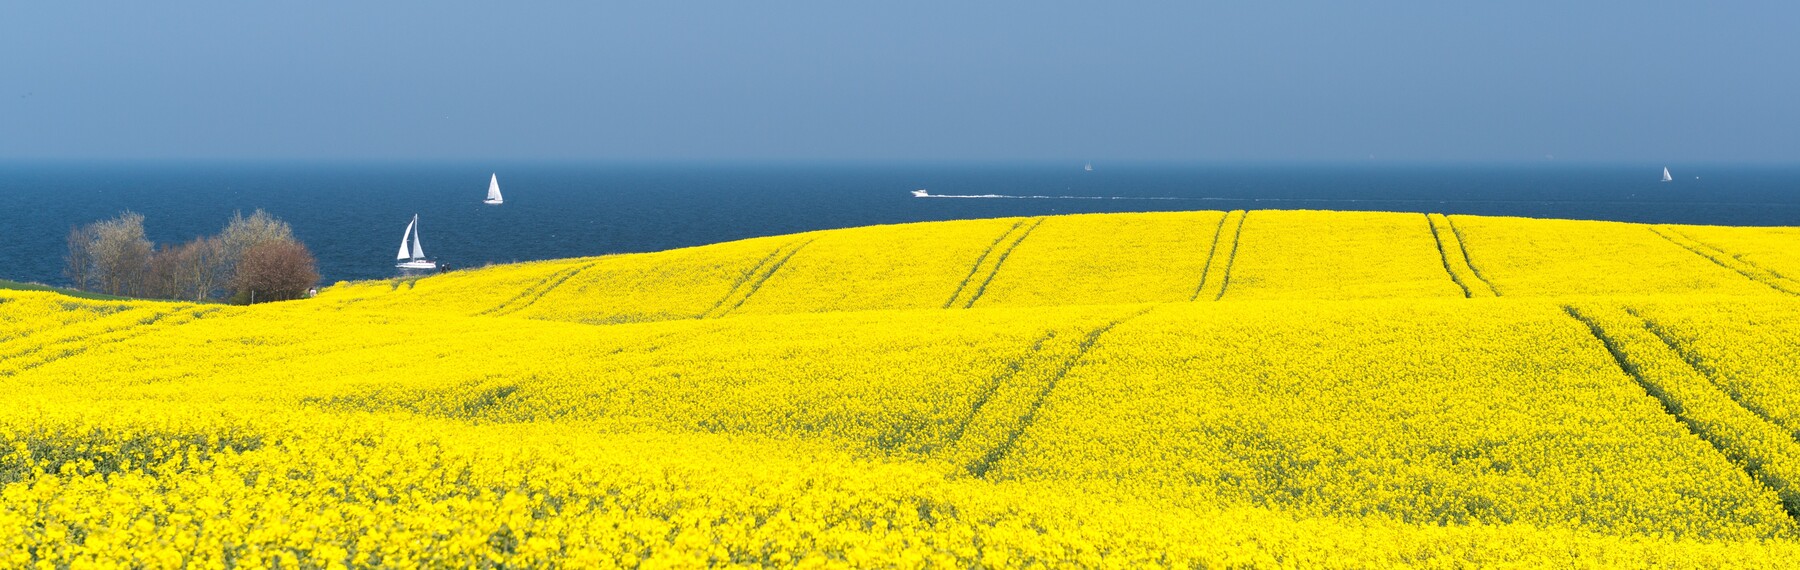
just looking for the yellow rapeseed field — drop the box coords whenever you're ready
[1447,215,1779,297]
[1224,211,1466,300]
[9,209,1800,567]
[965,212,1223,307]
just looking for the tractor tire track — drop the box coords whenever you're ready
[1443,215,1501,296]
[944,220,1028,309]
[1,307,221,376]
[1189,212,1234,301]
[1650,226,1800,296]
[1427,213,1498,297]
[1194,211,1248,301]
[709,239,814,318]
[964,306,1155,478]
[959,218,1044,309]
[486,262,601,318]
[1566,304,1800,522]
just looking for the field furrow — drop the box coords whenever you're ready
[1566,303,1800,520]
[956,218,1042,308]
[963,307,1152,477]
[695,240,794,319]
[1627,299,1800,442]
[709,239,813,318]
[1663,225,1800,284]
[729,218,1028,315]
[936,330,1057,452]
[1443,214,1501,296]
[1651,226,1800,295]
[518,238,791,325]
[1223,211,1465,300]
[942,220,1027,308]
[0,294,137,344]
[1626,307,1790,431]
[0,306,218,376]
[0,305,183,362]
[959,212,1225,307]
[939,306,1155,476]
[481,261,600,317]
[1193,210,1246,300]
[1188,211,1234,300]
[1449,217,1774,297]
[995,300,1795,539]
[1428,213,1498,297]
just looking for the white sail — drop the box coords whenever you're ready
[1084,162,1093,171]
[485,173,503,204]
[1662,167,1673,182]
[396,218,415,260]
[410,216,425,259]
[394,214,437,270]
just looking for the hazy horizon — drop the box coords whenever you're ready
[5,2,1797,163]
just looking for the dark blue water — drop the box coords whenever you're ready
[3,161,1798,287]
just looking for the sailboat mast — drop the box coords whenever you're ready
[485,173,504,204]
[410,215,425,260]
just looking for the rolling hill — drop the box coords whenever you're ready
[7,210,1800,567]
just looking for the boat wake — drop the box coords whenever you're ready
[911,189,1186,201]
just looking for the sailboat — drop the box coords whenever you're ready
[1661,167,1673,182]
[395,214,438,270]
[484,173,504,205]
[1084,162,1093,172]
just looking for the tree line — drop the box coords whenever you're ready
[64,210,320,304]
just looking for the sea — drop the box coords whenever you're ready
[3,161,1798,287]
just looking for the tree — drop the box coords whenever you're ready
[231,241,318,304]
[147,243,182,300]
[218,209,297,299]
[63,225,99,291]
[178,236,227,301]
[64,209,311,302]
[146,237,225,302]
[69,211,154,297]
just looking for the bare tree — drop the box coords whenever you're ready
[65,209,309,302]
[218,209,297,298]
[141,237,224,301]
[147,243,182,300]
[219,210,293,269]
[78,211,154,297]
[179,236,226,301]
[232,241,318,303]
[64,225,99,291]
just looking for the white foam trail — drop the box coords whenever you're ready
[913,190,1187,200]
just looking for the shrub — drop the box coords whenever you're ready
[231,241,319,304]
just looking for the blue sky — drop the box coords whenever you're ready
[2,2,1795,162]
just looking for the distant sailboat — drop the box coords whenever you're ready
[395,214,438,270]
[1084,162,1093,172]
[484,173,504,205]
[1662,167,1673,182]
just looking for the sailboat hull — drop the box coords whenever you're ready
[486,174,504,204]
[396,260,438,270]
